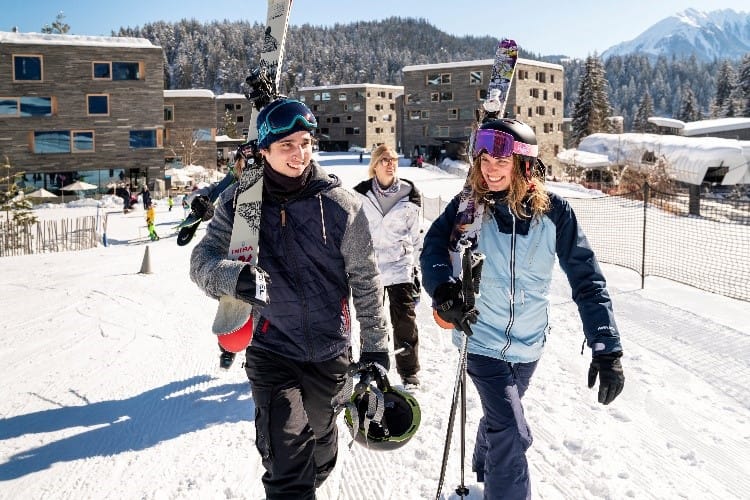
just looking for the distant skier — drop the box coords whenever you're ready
[145,203,159,241]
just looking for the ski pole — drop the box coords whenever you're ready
[435,332,469,500]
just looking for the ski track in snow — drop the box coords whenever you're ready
[1,160,748,499]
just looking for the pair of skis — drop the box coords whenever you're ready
[435,38,518,500]
[211,0,293,353]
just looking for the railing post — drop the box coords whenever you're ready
[641,183,649,290]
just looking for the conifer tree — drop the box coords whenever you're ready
[633,91,656,132]
[677,84,702,122]
[738,53,750,117]
[712,60,737,117]
[41,12,70,34]
[570,55,612,147]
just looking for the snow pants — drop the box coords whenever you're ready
[467,354,539,500]
[245,346,351,500]
[384,282,420,379]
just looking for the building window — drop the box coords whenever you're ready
[440,91,453,102]
[195,128,213,142]
[550,75,555,84]
[470,71,482,85]
[87,94,109,115]
[529,88,539,98]
[431,92,440,102]
[92,62,111,79]
[224,103,234,111]
[130,130,158,149]
[338,92,347,101]
[13,55,43,81]
[33,130,71,153]
[236,115,244,122]
[554,91,563,100]
[448,108,458,120]
[1,96,54,117]
[536,106,545,115]
[421,110,430,119]
[477,89,487,100]
[72,130,95,152]
[164,105,174,122]
[409,110,421,120]
[321,92,331,101]
[112,62,142,80]
[436,126,449,137]
[535,72,546,83]
[313,93,321,101]
[344,127,360,135]
[426,73,451,85]
[352,103,361,111]
[235,103,242,111]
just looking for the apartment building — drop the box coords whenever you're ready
[296,84,403,152]
[401,58,564,171]
[0,31,165,193]
[163,89,218,171]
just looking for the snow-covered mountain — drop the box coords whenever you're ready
[602,8,750,61]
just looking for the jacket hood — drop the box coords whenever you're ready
[353,177,422,207]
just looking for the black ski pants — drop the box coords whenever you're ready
[244,345,351,500]
[384,282,420,378]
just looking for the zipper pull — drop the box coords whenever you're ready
[280,206,286,227]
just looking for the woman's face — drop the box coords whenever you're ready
[479,153,514,192]
[260,130,314,178]
[374,151,398,187]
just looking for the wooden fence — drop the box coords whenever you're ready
[0,215,105,257]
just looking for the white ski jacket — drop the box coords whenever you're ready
[353,178,423,287]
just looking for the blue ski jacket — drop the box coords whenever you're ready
[420,190,622,363]
[190,161,389,363]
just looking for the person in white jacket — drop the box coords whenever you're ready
[353,144,423,386]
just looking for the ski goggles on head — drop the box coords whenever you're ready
[236,141,254,160]
[257,100,317,144]
[471,129,538,160]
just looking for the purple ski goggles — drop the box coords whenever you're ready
[471,129,538,160]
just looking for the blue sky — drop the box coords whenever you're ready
[4,1,749,58]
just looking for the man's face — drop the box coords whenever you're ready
[260,131,313,178]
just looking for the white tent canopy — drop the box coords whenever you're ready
[61,180,97,191]
[573,133,749,186]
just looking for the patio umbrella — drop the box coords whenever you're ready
[26,188,57,199]
[61,180,98,191]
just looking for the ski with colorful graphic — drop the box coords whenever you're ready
[175,169,237,246]
[211,0,293,353]
[481,38,518,122]
[453,38,518,262]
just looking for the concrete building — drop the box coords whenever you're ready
[296,84,403,152]
[163,89,217,171]
[0,31,164,194]
[401,58,564,170]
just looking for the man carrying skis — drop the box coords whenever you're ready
[190,98,390,499]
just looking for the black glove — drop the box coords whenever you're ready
[433,280,478,331]
[235,265,270,306]
[587,351,625,405]
[412,268,421,303]
[191,195,215,221]
[359,351,390,372]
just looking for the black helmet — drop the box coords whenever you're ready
[343,365,421,451]
[472,119,545,179]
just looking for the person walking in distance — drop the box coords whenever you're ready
[353,144,423,386]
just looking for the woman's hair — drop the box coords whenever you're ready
[368,144,397,178]
[467,155,550,219]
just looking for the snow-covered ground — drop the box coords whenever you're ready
[1,152,748,499]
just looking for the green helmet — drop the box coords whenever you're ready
[343,369,421,451]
